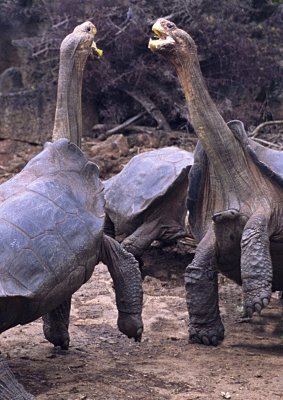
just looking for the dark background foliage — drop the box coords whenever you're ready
[0,0,282,131]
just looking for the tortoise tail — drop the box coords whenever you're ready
[0,360,35,399]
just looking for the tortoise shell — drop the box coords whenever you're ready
[188,120,283,241]
[0,138,104,331]
[104,147,193,230]
[228,120,283,187]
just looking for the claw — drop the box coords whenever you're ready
[211,335,218,346]
[118,312,143,341]
[190,335,201,344]
[254,303,262,314]
[244,294,270,317]
[59,339,70,350]
[189,319,224,346]
[244,306,253,318]
[218,329,225,341]
[201,336,210,346]
[262,298,269,307]
[134,327,143,342]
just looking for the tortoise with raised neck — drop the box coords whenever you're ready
[0,21,142,399]
[149,19,283,346]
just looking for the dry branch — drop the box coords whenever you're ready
[105,112,147,136]
[91,124,197,145]
[250,120,283,138]
[124,90,171,131]
[252,137,283,150]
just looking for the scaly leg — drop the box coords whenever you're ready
[42,297,71,350]
[0,358,35,399]
[185,230,224,346]
[122,220,162,259]
[100,234,143,341]
[241,212,272,316]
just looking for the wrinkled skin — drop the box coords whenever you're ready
[0,139,143,399]
[0,22,142,400]
[103,147,193,259]
[149,18,283,345]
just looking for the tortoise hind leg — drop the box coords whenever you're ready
[241,212,273,316]
[185,229,224,346]
[42,297,71,350]
[0,359,35,399]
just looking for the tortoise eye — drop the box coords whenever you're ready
[166,22,175,29]
[87,26,91,32]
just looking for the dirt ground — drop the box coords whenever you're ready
[0,135,282,400]
[1,243,282,400]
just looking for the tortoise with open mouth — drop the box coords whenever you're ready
[149,18,283,346]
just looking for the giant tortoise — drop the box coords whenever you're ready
[103,146,194,260]
[0,22,143,399]
[149,19,283,345]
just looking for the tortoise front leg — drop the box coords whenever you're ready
[100,234,143,341]
[42,297,71,350]
[241,212,272,316]
[185,230,224,346]
[122,220,162,259]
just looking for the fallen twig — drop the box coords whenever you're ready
[105,112,147,136]
[124,90,171,130]
[252,136,283,150]
[90,124,197,144]
[250,120,283,138]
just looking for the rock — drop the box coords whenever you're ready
[0,67,23,93]
[221,392,231,399]
[0,86,56,144]
[90,134,129,158]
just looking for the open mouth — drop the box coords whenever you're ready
[148,21,175,51]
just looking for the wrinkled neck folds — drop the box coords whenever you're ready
[52,45,89,147]
[173,48,260,203]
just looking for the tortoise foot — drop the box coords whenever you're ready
[43,321,70,350]
[243,288,271,317]
[189,318,224,346]
[117,312,143,342]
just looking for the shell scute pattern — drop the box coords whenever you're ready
[0,190,67,238]
[30,233,79,285]
[228,120,283,186]
[27,178,81,215]
[105,147,193,222]
[56,212,102,264]
[0,139,103,303]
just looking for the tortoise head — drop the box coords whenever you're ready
[52,21,102,145]
[60,21,103,60]
[148,18,197,63]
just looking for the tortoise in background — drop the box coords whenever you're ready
[0,21,143,399]
[104,146,194,259]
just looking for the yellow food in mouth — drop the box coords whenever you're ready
[91,41,103,57]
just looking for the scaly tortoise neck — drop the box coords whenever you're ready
[52,36,90,147]
[172,48,268,208]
